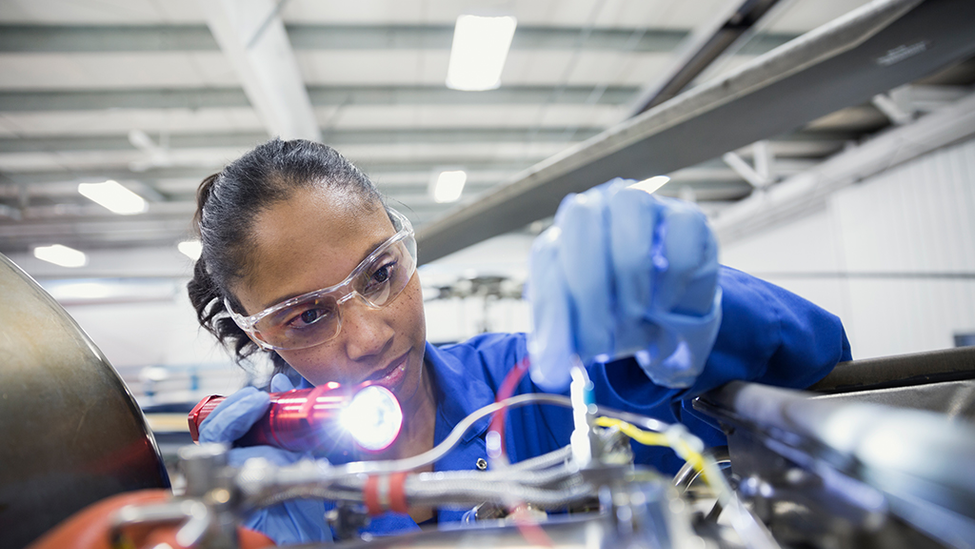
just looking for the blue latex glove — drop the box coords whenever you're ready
[528,178,722,391]
[198,373,334,544]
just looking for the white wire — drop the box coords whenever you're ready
[330,393,575,476]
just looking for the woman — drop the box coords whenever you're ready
[190,139,851,544]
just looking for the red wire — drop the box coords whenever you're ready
[486,356,554,547]
[487,356,531,462]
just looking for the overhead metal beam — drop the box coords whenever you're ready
[0,88,250,112]
[0,128,603,153]
[0,204,454,253]
[0,161,538,186]
[713,88,975,243]
[0,85,639,112]
[415,0,975,264]
[0,25,219,52]
[202,0,320,141]
[628,0,782,116]
[1,178,751,205]
[0,24,798,54]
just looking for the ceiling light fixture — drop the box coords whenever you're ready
[178,240,203,260]
[446,15,517,91]
[78,180,147,215]
[33,244,88,268]
[49,282,111,300]
[431,170,468,203]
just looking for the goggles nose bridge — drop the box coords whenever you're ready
[334,286,382,312]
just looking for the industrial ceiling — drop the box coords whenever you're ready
[1,0,973,269]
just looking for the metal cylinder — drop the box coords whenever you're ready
[0,254,169,549]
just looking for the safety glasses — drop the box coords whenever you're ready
[225,209,416,351]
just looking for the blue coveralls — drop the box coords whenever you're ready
[248,267,852,542]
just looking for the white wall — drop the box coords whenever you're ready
[421,232,535,343]
[721,136,975,359]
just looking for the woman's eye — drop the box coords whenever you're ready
[286,305,332,329]
[369,262,395,287]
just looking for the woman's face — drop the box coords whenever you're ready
[232,187,427,411]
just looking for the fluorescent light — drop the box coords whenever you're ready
[431,170,467,203]
[33,244,87,268]
[178,240,203,260]
[50,282,111,300]
[628,176,671,195]
[446,15,517,91]
[78,180,147,215]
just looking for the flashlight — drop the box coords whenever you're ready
[188,382,403,459]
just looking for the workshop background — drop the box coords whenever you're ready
[1,0,973,410]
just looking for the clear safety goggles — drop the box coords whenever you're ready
[225,209,417,351]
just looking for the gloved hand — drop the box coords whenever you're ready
[198,373,334,544]
[528,178,722,391]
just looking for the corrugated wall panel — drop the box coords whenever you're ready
[723,136,975,359]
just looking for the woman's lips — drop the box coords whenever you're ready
[366,354,408,392]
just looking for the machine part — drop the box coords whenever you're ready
[696,381,975,548]
[810,346,975,421]
[810,346,975,394]
[326,501,372,542]
[189,383,403,458]
[0,253,169,549]
[111,499,215,549]
[814,380,975,422]
[301,476,725,549]
[673,446,732,496]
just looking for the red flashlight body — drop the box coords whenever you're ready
[188,382,396,459]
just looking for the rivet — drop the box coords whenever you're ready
[475,458,488,470]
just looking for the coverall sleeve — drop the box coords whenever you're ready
[592,265,852,413]
[585,265,851,473]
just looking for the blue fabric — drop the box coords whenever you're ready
[249,266,851,543]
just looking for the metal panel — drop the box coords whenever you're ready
[415,0,975,264]
[0,253,169,549]
[0,85,639,112]
[0,24,795,53]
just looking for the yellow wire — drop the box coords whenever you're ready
[594,416,712,486]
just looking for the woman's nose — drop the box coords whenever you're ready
[339,298,394,361]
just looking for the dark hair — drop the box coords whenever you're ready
[187,138,386,380]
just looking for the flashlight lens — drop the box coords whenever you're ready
[341,385,403,451]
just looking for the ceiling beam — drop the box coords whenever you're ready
[202,0,320,141]
[0,161,538,186]
[414,0,975,264]
[0,205,455,253]
[0,128,603,153]
[0,85,639,112]
[714,88,975,243]
[628,0,782,116]
[0,24,799,54]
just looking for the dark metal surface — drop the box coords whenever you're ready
[0,253,170,549]
[631,0,783,114]
[809,346,975,393]
[415,0,975,264]
[814,380,975,422]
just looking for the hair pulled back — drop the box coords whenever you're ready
[188,138,386,376]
